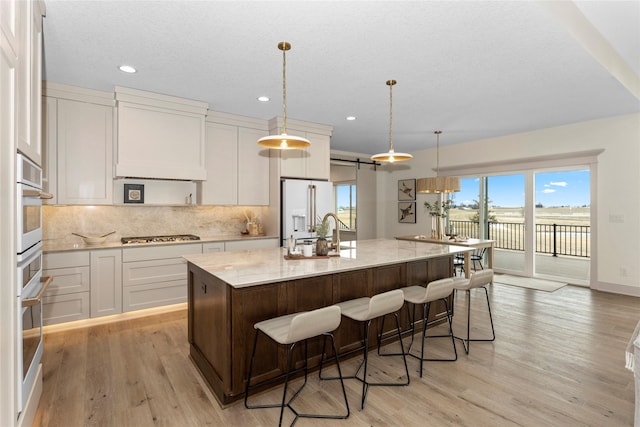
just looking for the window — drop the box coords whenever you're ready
[335,182,356,230]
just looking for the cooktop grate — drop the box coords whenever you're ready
[121,234,201,244]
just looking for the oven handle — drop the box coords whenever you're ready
[22,275,52,307]
[22,188,53,199]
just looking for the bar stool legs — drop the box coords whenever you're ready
[244,306,349,426]
[324,289,409,410]
[453,269,496,355]
[396,278,457,378]
[405,297,457,377]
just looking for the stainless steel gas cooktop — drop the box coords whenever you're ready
[121,234,201,244]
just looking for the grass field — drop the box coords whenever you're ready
[449,206,590,226]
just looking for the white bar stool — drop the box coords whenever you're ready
[327,289,410,409]
[452,268,496,354]
[244,305,349,426]
[401,277,457,377]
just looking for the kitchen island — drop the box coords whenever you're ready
[184,238,471,405]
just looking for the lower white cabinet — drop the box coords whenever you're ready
[90,249,122,317]
[202,242,224,253]
[122,243,201,312]
[42,238,274,325]
[224,238,279,251]
[43,251,91,325]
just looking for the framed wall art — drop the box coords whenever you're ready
[124,183,144,204]
[398,178,415,201]
[398,202,416,223]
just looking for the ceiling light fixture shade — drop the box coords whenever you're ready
[370,80,413,163]
[257,41,311,150]
[416,131,460,193]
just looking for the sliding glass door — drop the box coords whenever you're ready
[451,169,590,282]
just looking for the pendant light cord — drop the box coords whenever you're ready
[282,45,287,134]
[435,130,442,177]
[388,80,395,152]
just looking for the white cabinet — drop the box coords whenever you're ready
[42,251,91,325]
[122,243,201,312]
[115,87,208,181]
[90,249,122,317]
[238,127,270,205]
[16,0,44,166]
[268,117,332,181]
[224,238,279,252]
[202,242,224,253]
[200,111,269,206]
[42,83,115,205]
[57,98,114,204]
[201,121,238,205]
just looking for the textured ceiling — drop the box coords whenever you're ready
[41,0,640,156]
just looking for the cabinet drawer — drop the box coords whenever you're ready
[122,243,201,262]
[43,292,90,326]
[202,242,224,253]
[225,238,278,252]
[123,258,187,287]
[123,280,187,312]
[43,266,90,296]
[43,251,90,269]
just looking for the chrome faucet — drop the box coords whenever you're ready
[321,212,340,252]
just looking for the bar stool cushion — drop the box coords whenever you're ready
[255,305,342,345]
[403,278,455,304]
[452,268,493,291]
[337,289,405,321]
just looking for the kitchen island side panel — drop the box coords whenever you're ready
[188,263,231,402]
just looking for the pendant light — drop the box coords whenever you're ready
[416,131,460,193]
[257,42,311,149]
[371,80,413,163]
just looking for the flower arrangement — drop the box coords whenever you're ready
[315,221,330,239]
[424,199,453,217]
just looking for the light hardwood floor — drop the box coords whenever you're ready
[34,283,638,426]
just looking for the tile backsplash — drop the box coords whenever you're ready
[43,205,269,244]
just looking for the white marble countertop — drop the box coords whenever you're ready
[183,238,472,289]
[42,234,278,253]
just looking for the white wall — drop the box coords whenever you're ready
[376,113,640,296]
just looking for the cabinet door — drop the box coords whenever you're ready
[305,132,330,180]
[57,98,113,204]
[238,127,269,205]
[278,130,330,180]
[90,249,122,317]
[42,96,57,204]
[16,0,43,165]
[201,122,238,205]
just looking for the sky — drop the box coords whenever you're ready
[452,169,590,208]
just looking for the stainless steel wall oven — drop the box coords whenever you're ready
[16,153,51,413]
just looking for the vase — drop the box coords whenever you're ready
[316,238,329,256]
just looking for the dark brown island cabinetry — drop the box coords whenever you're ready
[186,242,459,405]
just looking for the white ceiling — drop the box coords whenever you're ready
[41,0,640,156]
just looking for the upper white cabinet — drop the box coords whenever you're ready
[16,0,44,166]
[43,82,115,205]
[268,117,332,181]
[199,111,269,206]
[115,87,208,181]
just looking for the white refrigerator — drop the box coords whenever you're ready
[281,179,334,246]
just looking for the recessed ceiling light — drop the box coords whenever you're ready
[118,65,137,74]
[346,116,356,121]
[257,96,270,102]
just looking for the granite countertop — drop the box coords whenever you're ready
[183,238,472,289]
[42,234,279,253]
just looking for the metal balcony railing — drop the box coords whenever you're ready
[449,220,590,258]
